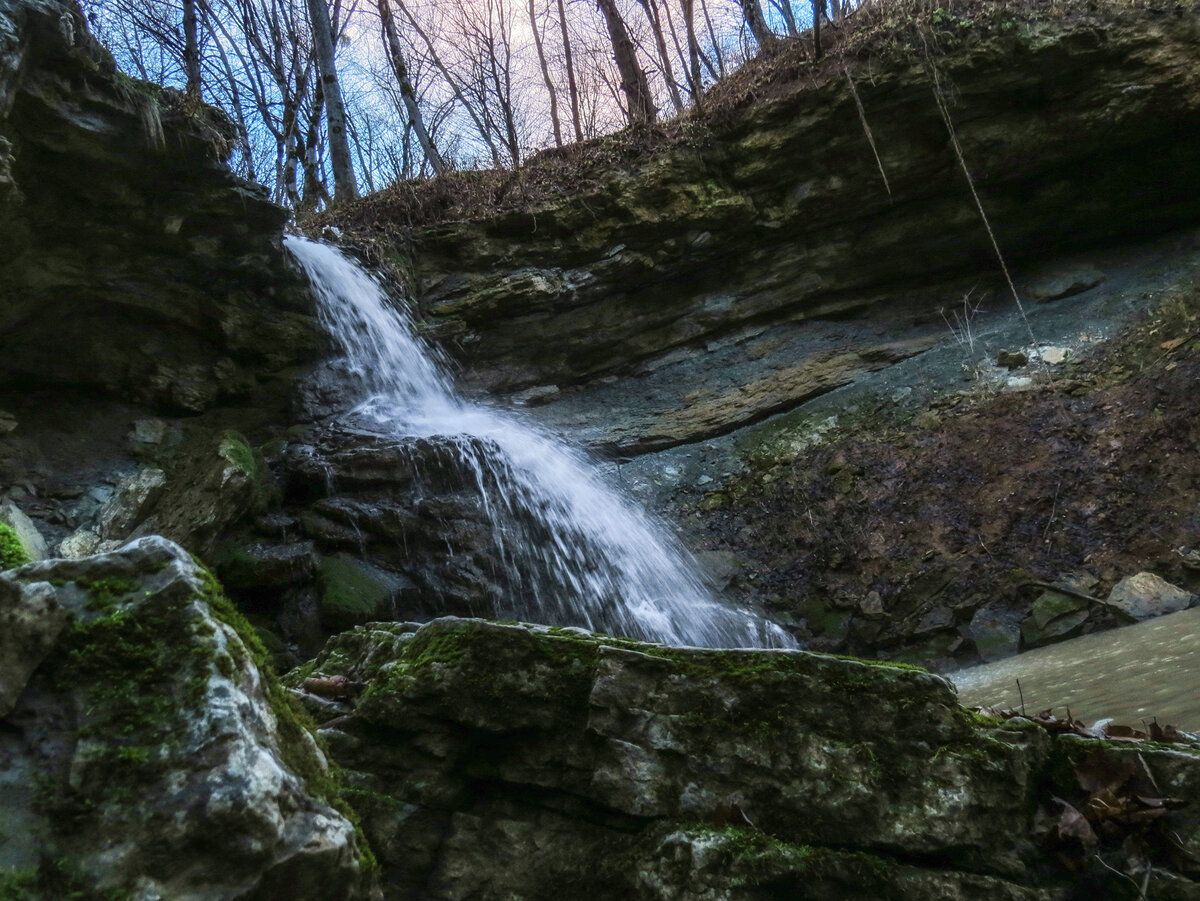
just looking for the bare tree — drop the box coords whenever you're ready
[528,0,563,146]
[596,0,655,125]
[306,0,358,201]
[636,0,683,114]
[812,0,822,60]
[183,0,201,96]
[378,0,446,172]
[738,0,776,50]
[680,0,704,102]
[396,0,505,166]
[555,0,584,141]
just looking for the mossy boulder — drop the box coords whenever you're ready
[289,617,1054,898]
[0,536,374,899]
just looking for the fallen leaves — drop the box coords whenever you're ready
[1036,746,1196,881]
[973,706,1199,745]
[972,706,1200,884]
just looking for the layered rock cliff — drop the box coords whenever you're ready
[329,0,1200,453]
[0,0,317,412]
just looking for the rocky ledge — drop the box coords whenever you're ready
[327,0,1200,455]
[0,0,317,412]
[291,616,1200,900]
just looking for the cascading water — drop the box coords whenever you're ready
[286,236,794,649]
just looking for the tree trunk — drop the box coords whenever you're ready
[183,0,201,98]
[740,0,777,50]
[378,0,447,173]
[300,82,331,211]
[680,0,703,103]
[528,0,562,146]
[773,0,798,35]
[556,0,584,141]
[699,0,726,76]
[637,0,684,114]
[596,0,656,125]
[812,0,822,60]
[305,0,358,202]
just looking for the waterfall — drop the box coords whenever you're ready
[286,237,794,649]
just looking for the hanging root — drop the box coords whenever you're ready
[844,64,891,198]
[928,61,1046,373]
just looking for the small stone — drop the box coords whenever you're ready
[998,347,1027,369]
[1028,264,1105,302]
[97,467,168,539]
[1104,572,1195,621]
[1020,590,1090,648]
[128,418,169,446]
[914,605,954,635]
[511,385,560,406]
[1176,547,1200,571]
[859,590,885,617]
[1039,346,1069,365]
[59,529,101,559]
[0,410,17,434]
[968,605,1021,662]
[996,350,1028,370]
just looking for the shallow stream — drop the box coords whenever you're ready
[951,607,1200,730]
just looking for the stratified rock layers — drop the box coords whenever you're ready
[0,0,318,412]
[390,6,1200,428]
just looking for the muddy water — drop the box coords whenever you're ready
[951,607,1200,730]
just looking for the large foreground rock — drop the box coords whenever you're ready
[0,537,373,899]
[290,617,1060,899]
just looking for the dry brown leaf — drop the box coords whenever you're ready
[302,674,354,699]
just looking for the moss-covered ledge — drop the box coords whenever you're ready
[286,616,1061,899]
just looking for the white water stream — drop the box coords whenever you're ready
[287,237,794,649]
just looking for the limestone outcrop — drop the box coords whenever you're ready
[0,537,374,899]
[328,1,1200,446]
[289,616,1200,900]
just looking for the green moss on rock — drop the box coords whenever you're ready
[317,555,393,631]
[0,523,30,570]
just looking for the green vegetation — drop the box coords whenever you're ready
[0,523,29,570]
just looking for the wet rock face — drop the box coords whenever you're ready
[290,617,1055,899]
[395,7,1200,403]
[0,0,319,411]
[0,536,372,898]
[265,427,512,645]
